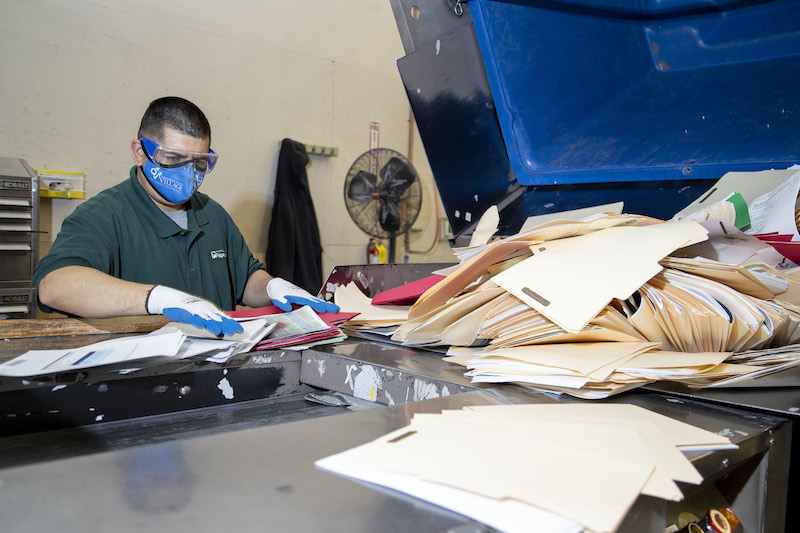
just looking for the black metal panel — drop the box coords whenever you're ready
[0,352,303,438]
[398,23,520,239]
[0,393,344,470]
[390,0,474,54]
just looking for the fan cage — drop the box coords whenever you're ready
[343,148,423,240]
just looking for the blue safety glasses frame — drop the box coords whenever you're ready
[139,136,218,173]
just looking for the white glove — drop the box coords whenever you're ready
[146,285,243,337]
[266,277,339,314]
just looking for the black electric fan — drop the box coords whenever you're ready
[344,148,422,262]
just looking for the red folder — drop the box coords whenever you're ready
[754,233,794,243]
[371,274,446,306]
[227,305,358,326]
[254,326,343,350]
[761,241,800,263]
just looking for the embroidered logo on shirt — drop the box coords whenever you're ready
[210,250,227,260]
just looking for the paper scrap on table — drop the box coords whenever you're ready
[0,329,186,377]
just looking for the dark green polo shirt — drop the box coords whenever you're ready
[34,167,266,313]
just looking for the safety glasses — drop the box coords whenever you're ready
[139,136,218,172]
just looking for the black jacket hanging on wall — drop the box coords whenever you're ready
[265,138,324,295]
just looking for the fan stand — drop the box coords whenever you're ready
[343,148,423,263]
[388,232,397,263]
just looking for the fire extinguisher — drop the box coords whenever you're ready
[376,241,387,264]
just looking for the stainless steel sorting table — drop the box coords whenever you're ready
[0,335,791,532]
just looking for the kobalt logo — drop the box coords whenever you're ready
[210,250,227,259]
[0,179,30,190]
[2,295,30,303]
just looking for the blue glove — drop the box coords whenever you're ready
[267,277,340,314]
[146,285,243,337]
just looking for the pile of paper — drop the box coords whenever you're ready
[445,344,743,399]
[249,305,348,350]
[0,304,356,377]
[173,316,277,363]
[0,317,276,376]
[171,305,350,354]
[316,403,735,533]
[394,214,696,349]
[0,328,189,377]
[370,170,800,397]
[675,168,800,263]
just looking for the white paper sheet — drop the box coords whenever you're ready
[746,171,800,238]
[0,330,186,377]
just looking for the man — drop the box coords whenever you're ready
[35,96,337,336]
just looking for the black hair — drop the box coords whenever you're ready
[137,96,211,143]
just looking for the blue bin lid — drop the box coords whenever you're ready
[469,0,800,186]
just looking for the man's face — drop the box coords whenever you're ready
[132,127,212,210]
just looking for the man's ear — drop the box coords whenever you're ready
[131,139,146,166]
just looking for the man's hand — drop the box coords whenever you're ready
[146,285,243,337]
[266,277,340,314]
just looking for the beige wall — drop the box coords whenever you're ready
[0,0,455,287]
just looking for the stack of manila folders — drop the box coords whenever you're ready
[334,168,800,399]
[316,403,736,533]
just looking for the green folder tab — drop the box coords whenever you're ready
[725,192,750,230]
